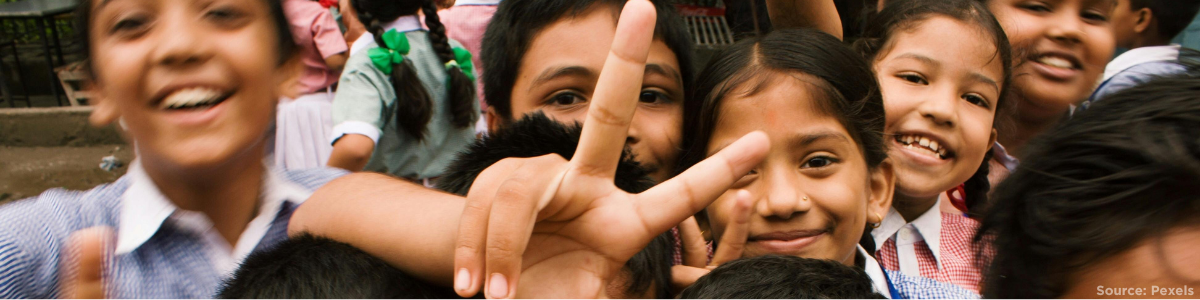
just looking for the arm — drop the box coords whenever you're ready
[288,172,464,285]
[326,134,374,171]
[323,52,348,73]
[765,0,843,40]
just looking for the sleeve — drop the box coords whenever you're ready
[310,8,349,59]
[330,64,388,145]
[0,191,91,299]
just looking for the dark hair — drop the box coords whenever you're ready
[679,255,887,299]
[481,0,695,123]
[352,0,477,141]
[217,234,462,298]
[1130,0,1200,40]
[434,113,672,298]
[75,0,299,79]
[975,77,1200,298]
[677,28,887,175]
[854,0,1013,212]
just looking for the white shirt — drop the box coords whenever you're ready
[114,161,314,277]
[859,245,893,299]
[871,198,944,277]
[454,0,502,5]
[348,15,425,56]
[1102,45,1182,81]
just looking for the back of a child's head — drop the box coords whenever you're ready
[480,0,694,123]
[435,113,672,298]
[977,76,1200,298]
[678,28,886,173]
[218,234,460,298]
[679,255,887,299]
[351,0,477,141]
[1131,0,1200,41]
[855,0,1013,213]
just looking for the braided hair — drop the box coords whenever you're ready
[351,0,476,141]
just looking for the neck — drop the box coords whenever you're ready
[140,145,266,247]
[892,191,938,222]
[998,107,1059,157]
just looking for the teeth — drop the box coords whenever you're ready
[929,141,939,152]
[918,138,929,147]
[1038,56,1074,69]
[895,134,950,160]
[160,88,223,109]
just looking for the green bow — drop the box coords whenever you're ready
[368,29,410,74]
[449,47,476,82]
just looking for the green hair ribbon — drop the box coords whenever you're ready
[368,29,410,74]
[447,47,476,82]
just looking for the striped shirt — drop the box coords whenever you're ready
[0,165,345,298]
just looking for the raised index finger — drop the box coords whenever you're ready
[571,0,657,178]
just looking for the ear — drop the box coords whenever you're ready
[275,54,304,100]
[88,83,119,127]
[485,107,503,133]
[1133,7,1153,34]
[866,158,896,225]
[988,128,998,149]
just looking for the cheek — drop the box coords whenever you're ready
[705,191,739,239]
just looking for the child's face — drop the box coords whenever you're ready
[704,74,893,266]
[88,0,287,171]
[987,0,1115,120]
[875,17,1002,199]
[1108,0,1139,49]
[505,6,685,182]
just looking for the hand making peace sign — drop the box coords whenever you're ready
[450,0,770,298]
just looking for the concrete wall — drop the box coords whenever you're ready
[0,107,125,147]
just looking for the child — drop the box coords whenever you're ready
[679,255,885,299]
[480,0,695,182]
[326,0,479,183]
[217,234,459,298]
[976,77,1200,298]
[275,0,349,170]
[1080,0,1200,108]
[0,0,347,297]
[673,28,978,298]
[852,0,1011,292]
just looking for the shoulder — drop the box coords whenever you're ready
[885,270,981,299]
[1091,61,1190,103]
[281,168,350,192]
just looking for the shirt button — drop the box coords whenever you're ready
[899,227,915,242]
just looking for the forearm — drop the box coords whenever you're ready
[766,0,843,40]
[327,135,374,171]
[289,172,462,285]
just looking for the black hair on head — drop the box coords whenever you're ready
[435,112,672,298]
[75,0,299,79]
[679,255,887,299]
[480,0,694,124]
[351,0,477,141]
[217,234,462,298]
[976,77,1200,298]
[854,0,1013,214]
[677,28,886,175]
[1130,0,1200,40]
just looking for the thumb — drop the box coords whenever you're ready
[60,226,114,299]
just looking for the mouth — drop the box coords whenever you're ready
[1027,51,1083,81]
[153,86,234,111]
[893,133,953,160]
[748,230,828,253]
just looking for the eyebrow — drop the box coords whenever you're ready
[787,131,850,149]
[644,63,682,84]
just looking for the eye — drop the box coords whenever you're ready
[963,94,990,108]
[1018,2,1051,13]
[638,90,672,104]
[801,156,839,169]
[205,6,248,26]
[897,73,928,85]
[111,15,150,35]
[547,92,587,106]
[1082,10,1109,22]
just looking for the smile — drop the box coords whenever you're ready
[157,87,232,110]
[748,230,828,253]
[894,134,952,160]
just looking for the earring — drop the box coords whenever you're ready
[871,212,883,229]
[802,197,809,202]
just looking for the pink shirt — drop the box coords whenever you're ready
[439,3,498,110]
[283,0,348,94]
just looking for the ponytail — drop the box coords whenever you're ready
[962,147,994,217]
[421,0,478,129]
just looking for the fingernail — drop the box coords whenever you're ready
[488,273,509,298]
[455,268,470,292]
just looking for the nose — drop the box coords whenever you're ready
[151,13,213,67]
[1045,12,1085,46]
[916,86,958,128]
[754,169,811,219]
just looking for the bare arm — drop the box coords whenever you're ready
[326,134,374,171]
[289,172,462,285]
[323,52,348,73]
[765,0,844,40]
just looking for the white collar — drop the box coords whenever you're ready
[871,198,944,270]
[859,246,893,299]
[454,0,502,5]
[385,15,425,33]
[1103,44,1181,81]
[115,161,313,259]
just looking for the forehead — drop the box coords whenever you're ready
[710,74,852,147]
[882,17,1004,78]
[518,6,679,83]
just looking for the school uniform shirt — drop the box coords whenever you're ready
[872,198,991,293]
[0,162,347,298]
[331,15,479,180]
[1081,45,1198,111]
[282,0,349,94]
[860,246,979,299]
